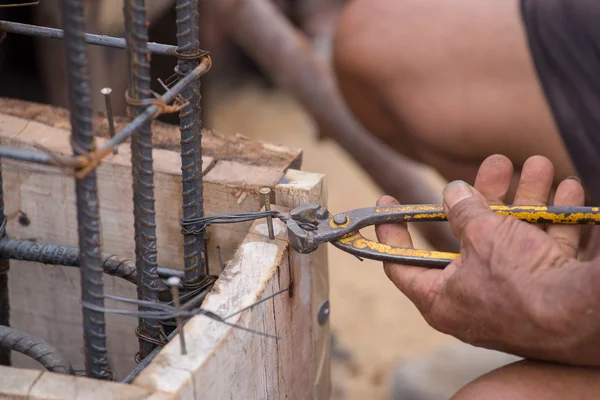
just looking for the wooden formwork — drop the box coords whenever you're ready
[0,100,330,399]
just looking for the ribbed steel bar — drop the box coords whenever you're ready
[0,20,178,56]
[0,161,10,366]
[176,0,206,285]
[124,0,161,360]
[0,239,136,284]
[0,238,184,284]
[0,325,73,374]
[62,0,109,380]
[0,59,211,168]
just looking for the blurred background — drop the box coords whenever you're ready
[0,1,517,398]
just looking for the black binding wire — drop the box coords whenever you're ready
[179,210,318,235]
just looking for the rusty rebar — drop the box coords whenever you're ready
[0,239,137,284]
[0,59,211,169]
[0,20,179,56]
[0,238,184,284]
[176,0,206,285]
[0,161,10,367]
[0,325,73,375]
[62,0,109,380]
[124,0,161,360]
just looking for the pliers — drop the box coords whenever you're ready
[285,204,600,268]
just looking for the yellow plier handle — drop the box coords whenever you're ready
[285,204,600,268]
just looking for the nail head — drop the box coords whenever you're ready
[167,276,181,287]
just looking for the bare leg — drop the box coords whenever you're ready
[453,359,600,399]
[332,0,578,186]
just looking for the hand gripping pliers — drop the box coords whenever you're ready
[284,204,600,268]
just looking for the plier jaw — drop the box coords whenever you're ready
[285,204,331,254]
[285,203,600,268]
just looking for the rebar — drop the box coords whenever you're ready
[0,161,9,367]
[124,0,161,360]
[0,239,135,284]
[0,59,211,169]
[62,0,110,380]
[0,20,179,56]
[0,325,73,374]
[176,0,206,285]
[0,238,183,285]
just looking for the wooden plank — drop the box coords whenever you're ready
[0,365,42,400]
[0,113,292,378]
[133,222,291,398]
[275,169,331,399]
[0,112,329,397]
[0,101,303,170]
[133,170,329,399]
[26,369,170,400]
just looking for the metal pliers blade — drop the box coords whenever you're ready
[285,204,600,268]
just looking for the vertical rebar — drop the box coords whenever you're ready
[62,0,110,380]
[0,161,10,366]
[176,0,206,285]
[123,0,162,359]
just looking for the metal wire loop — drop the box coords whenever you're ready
[125,89,189,119]
[179,210,319,235]
[135,327,167,347]
[175,48,210,61]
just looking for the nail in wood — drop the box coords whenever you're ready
[259,187,275,239]
[167,276,187,355]
[100,87,118,154]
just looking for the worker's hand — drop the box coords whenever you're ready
[377,154,600,366]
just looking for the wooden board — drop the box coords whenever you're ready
[275,169,331,399]
[0,99,303,170]
[0,112,299,378]
[0,365,172,400]
[0,110,330,398]
[134,209,330,399]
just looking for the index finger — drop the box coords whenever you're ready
[375,196,452,312]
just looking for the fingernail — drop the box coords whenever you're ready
[567,175,581,183]
[443,180,474,209]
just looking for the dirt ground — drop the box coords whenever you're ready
[205,82,460,400]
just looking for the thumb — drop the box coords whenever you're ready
[443,180,495,240]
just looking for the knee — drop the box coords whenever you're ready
[332,0,391,95]
[452,360,600,400]
[333,0,416,147]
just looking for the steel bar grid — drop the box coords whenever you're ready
[124,0,162,359]
[62,0,110,380]
[0,0,212,378]
[176,0,206,285]
[0,20,179,56]
[0,60,210,168]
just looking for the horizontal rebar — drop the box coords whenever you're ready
[0,238,184,284]
[0,325,73,374]
[0,20,178,56]
[0,58,210,169]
